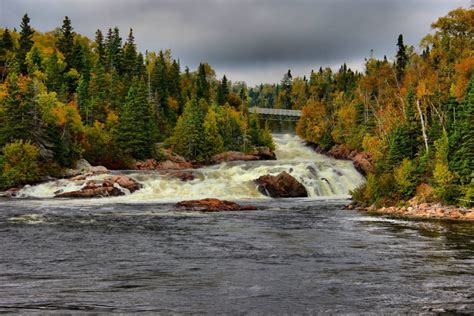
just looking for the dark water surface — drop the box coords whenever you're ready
[0,198,473,314]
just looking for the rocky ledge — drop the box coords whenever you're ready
[55,175,141,198]
[255,171,308,198]
[348,200,474,221]
[308,143,372,175]
[176,198,257,212]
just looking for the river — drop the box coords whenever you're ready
[0,134,473,313]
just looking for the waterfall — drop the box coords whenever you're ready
[16,134,365,202]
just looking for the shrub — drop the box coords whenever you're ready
[1,140,41,188]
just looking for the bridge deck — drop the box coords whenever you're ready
[249,107,301,117]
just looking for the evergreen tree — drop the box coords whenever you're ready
[153,51,169,113]
[280,69,293,109]
[0,73,31,146]
[202,108,224,159]
[57,16,75,70]
[170,98,206,160]
[44,51,65,94]
[117,79,153,159]
[106,27,122,72]
[94,29,106,67]
[217,75,229,105]
[451,76,474,185]
[395,34,408,82]
[196,63,210,102]
[17,14,35,75]
[1,28,14,52]
[122,28,137,79]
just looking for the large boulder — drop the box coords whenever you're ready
[176,198,257,212]
[56,175,141,198]
[254,171,308,198]
[64,159,108,177]
[107,175,142,193]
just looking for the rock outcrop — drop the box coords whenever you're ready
[56,175,141,198]
[211,146,276,163]
[159,170,195,181]
[176,198,257,212]
[64,159,108,177]
[254,171,308,198]
[351,198,474,221]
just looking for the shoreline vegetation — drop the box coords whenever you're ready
[0,8,473,221]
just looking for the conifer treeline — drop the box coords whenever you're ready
[0,14,273,188]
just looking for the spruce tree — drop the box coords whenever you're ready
[17,14,35,75]
[0,73,31,146]
[280,69,293,109]
[117,79,153,159]
[171,98,205,160]
[94,29,106,67]
[196,63,210,102]
[395,34,408,82]
[122,28,137,79]
[217,75,229,105]
[57,16,75,70]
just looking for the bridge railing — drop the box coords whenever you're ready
[249,107,301,117]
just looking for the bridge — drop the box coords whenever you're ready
[248,107,301,121]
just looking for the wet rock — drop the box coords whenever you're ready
[107,175,142,193]
[135,159,160,170]
[70,175,87,181]
[0,187,21,198]
[64,159,108,177]
[254,171,308,198]
[56,180,123,198]
[176,198,257,212]
[211,151,260,163]
[254,146,277,160]
[57,175,141,198]
[157,160,193,170]
[160,170,195,181]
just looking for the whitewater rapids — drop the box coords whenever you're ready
[16,134,365,202]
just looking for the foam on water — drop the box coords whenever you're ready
[16,134,365,202]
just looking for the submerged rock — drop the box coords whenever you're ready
[255,171,308,198]
[159,170,195,181]
[56,175,141,198]
[176,198,257,212]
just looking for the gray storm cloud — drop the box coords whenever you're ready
[0,0,469,85]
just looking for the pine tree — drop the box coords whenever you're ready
[395,34,408,82]
[44,51,65,94]
[57,16,75,70]
[1,29,14,52]
[106,27,122,72]
[17,14,35,75]
[153,51,169,113]
[117,79,153,159]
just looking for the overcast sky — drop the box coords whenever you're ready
[1,0,470,85]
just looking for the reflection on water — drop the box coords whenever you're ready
[0,199,472,313]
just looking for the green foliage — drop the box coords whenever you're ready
[117,79,153,159]
[17,14,35,75]
[394,158,418,198]
[202,108,224,160]
[169,98,206,160]
[217,104,245,151]
[432,130,459,203]
[0,140,40,188]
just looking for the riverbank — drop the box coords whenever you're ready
[348,200,474,222]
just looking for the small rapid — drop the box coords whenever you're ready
[16,134,365,201]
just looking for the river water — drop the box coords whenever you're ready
[0,134,473,313]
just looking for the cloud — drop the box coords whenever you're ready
[1,0,470,85]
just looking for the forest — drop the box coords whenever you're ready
[0,7,473,208]
[0,14,273,189]
[250,7,473,208]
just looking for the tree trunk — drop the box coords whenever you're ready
[416,100,429,153]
